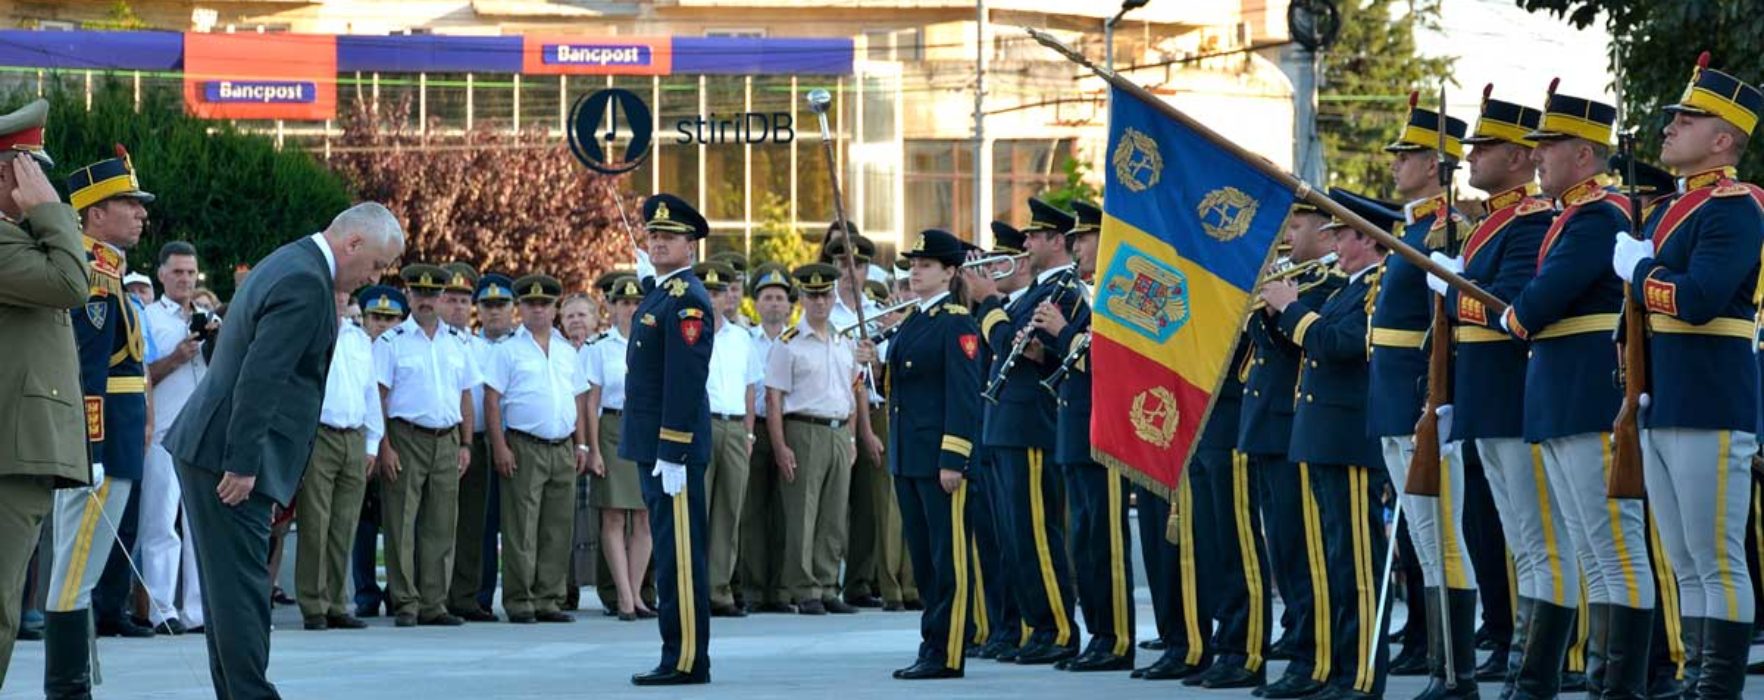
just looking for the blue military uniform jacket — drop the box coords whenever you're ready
[74,236,147,481]
[1369,194,1455,437]
[1629,167,1764,432]
[1053,301,1093,465]
[1280,266,1382,467]
[1503,177,1630,442]
[1443,186,1552,440]
[1237,268,1344,455]
[886,295,982,477]
[980,267,1079,450]
[620,270,714,465]
[1200,336,1250,454]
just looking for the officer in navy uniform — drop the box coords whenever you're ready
[43,147,156,696]
[624,193,715,686]
[1424,85,1553,696]
[1030,200,1135,673]
[1616,54,1764,698]
[1261,189,1398,700]
[887,228,982,680]
[979,197,1082,666]
[1249,201,1346,699]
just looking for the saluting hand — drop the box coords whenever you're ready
[775,444,798,483]
[9,156,58,213]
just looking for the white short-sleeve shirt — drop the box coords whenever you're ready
[373,317,481,430]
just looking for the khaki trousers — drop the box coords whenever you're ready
[295,426,369,618]
[706,419,750,608]
[383,420,461,619]
[779,419,853,603]
[500,433,576,617]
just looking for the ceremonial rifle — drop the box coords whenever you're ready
[1407,87,1455,498]
[1609,132,1649,499]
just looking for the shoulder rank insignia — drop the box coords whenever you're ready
[942,303,970,316]
[88,245,124,279]
[640,313,657,327]
[85,300,107,329]
[1515,198,1553,216]
[1712,182,1751,198]
[665,277,688,298]
[779,327,800,343]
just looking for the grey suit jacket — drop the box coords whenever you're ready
[164,236,337,506]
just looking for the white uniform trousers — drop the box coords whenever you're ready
[1642,428,1756,623]
[140,442,204,627]
[1538,432,1654,611]
[45,476,133,613]
[1467,437,1557,604]
[1382,435,1475,589]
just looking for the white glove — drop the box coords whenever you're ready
[1639,392,1651,410]
[634,246,656,283]
[653,459,686,496]
[1425,252,1463,297]
[90,461,105,489]
[1612,233,1653,283]
[1435,405,1454,450]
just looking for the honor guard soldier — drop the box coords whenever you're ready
[484,274,587,624]
[1496,82,1643,698]
[740,264,797,613]
[0,99,88,686]
[764,263,863,615]
[823,226,893,611]
[693,260,762,617]
[44,145,155,696]
[1030,200,1135,673]
[582,275,655,621]
[1616,53,1764,698]
[296,288,386,631]
[1421,85,1554,696]
[373,263,481,628]
[887,229,982,680]
[442,263,501,622]
[1249,201,1347,698]
[623,194,715,686]
[1261,190,1399,700]
[982,196,1081,665]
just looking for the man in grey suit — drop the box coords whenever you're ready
[163,203,404,699]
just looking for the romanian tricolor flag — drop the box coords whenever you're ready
[1091,86,1296,493]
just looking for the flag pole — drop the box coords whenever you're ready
[1025,28,1506,314]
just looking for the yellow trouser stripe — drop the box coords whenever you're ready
[947,482,970,668]
[1107,473,1130,657]
[1300,463,1332,682]
[673,492,697,673]
[1599,438,1642,608]
[1505,550,1518,615]
[1232,452,1266,670]
[55,480,113,611]
[970,533,989,644]
[1532,445,1567,605]
[1649,508,1685,671]
[1568,588,1588,670]
[1351,468,1376,693]
[1178,471,1205,665]
[1714,430,1739,619]
[1439,455,1469,589]
[1027,449,1072,646]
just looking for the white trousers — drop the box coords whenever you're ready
[45,477,133,613]
[1642,428,1756,623]
[1539,432,1654,611]
[1382,435,1475,590]
[1468,437,1553,604]
[140,442,204,627]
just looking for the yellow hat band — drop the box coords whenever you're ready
[1471,119,1538,149]
[1534,111,1614,145]
[1681,86,1759,135]
[71,173,140,211]
[1391,124,1464,159]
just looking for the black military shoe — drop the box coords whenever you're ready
[710,603,748,618]
[753,601,794,614]
[1067,652,1135,672]
[97,616,155,638]
[797,599,827,615]
[845,594,884,608]
[822,598,859,614]
[535,610,575,623]
[154,619,188,636]
[994,642,1023,663]
[506,612,537,624]
[303,615,329,631]
[1140,654,1207,681]
[1258,672,1325,698]
[394,613,419,627]
[418,613,464,626]
[1389,643,1429,675]
[1015,642,1078,665]
[1139,638,1168,651]
[893,660,964,680]
[326,614,369,630]
[449,606,498,623]
[631,666,709,686]
[1201,662,1265,689]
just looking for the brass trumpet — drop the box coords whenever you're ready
[836,298,917,342]
[1249,252,1338,310]
[961,253,1029,281]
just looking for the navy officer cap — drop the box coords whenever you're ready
[643,193,709,240]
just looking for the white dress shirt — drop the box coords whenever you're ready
[322,321,386,455]
[142,296,208,442]
[373,317,480,430]
[707,320,761,417]
[764,318,858,420]
[307,232,337,281]
[485,325,586,441]
[749,324,788,418]
[580,325,630,411]
[463,331,498,434]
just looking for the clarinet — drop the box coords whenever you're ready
[982,270,1076,404]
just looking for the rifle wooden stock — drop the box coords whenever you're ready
[1608,294,1648,499]
[1406,297,1451,497]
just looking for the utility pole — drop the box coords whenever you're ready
[1285,0,1340,185]
[974,0,990,247]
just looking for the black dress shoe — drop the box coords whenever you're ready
[710,603,748,618]
[450,606,499,623]
[155,619,188,635]
[754,602,794,614]
[271,588,296,606]
[326,614,368,629]
[894,660,964,680]
[303,615,329,631]
[797,599,828,615]
[631,667,709,686]
[1559,670,1588,692]
[823,598,859,614]
[977,639,1013,659]
[1067,653,1135,672]
[1016,642,1079,665]
[535,610,575,623]
[1388,644,1428,676]
[845,594,884,608]
[994,643,1023,663]
[355,605,381,619]
[1266,637,1295,661]
[1140,656,1206,681]
[1475,646,1511,681]
[1139,638,1168,651]
[1257,673,1325,698]
[1201,662,1264,689]
[904,600,924,611]
[98,616,156,638]
[184,625,204,634]
[507,611,537,623]
[394,613,418,627]
[883,602,905,612]
[636,609,658,619]
[418,613,464,626]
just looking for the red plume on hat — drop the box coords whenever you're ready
[1481,83,1493,108]
[1692,50,1711,79]
[114,143,135,172]
[1408,90,1419,109]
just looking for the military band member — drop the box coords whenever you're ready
[766,263,863,615]
[1494,85,1639,698]
[44,146,155,695]
[296,288,386,631]
[887,229,981,680]
[1262,190,1398,700]
[1028,200,1135,673]
[484,275,587,624]
[1251,201,1347,698]
[694,261,762,617]
[982,197,1081,665]
[374,263,481,628]
[623,194,714,686]
[583,275,655,621]
[444,263,503,622]
[1615,55,1764,698]
[1421,85,1554,696]
[740,264,797,613]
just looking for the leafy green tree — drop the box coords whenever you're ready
[750,192,818,269]
[1042,156,1101,210]
[1516,0,1764,180]
[27,80,352,300]
[1317,0,1453,197]
[86,1,151,30]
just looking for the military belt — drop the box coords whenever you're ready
[1369,327,1426,349]
[509,429,570,446]
[1452,326,1513,343]
[785,413,850,430]
[711,412,743,422]
[1532,313,1619,340]
[1647,314,1752,339]
[106,376,147,393]
[394,418,459,437]
[319,423,363,434]
[600,407,623,417]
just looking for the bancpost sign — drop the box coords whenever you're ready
[524,36,671,76]
[182,33,336,120]
[567,88,795,176]
[202,81,318,104]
